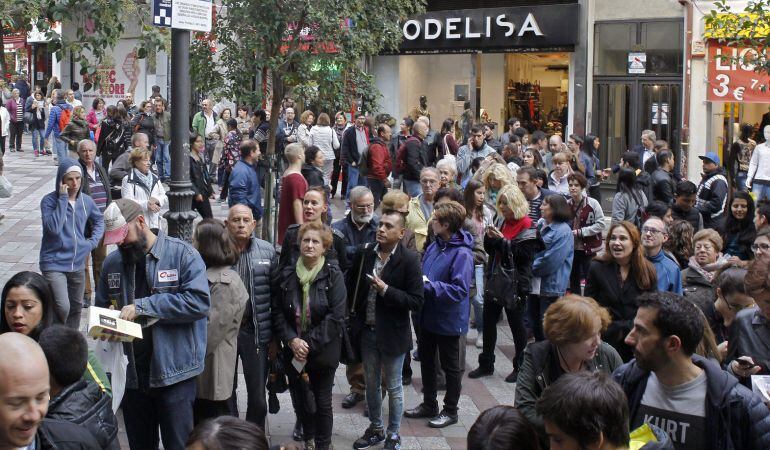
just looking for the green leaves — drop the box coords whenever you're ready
[705,0,770,76]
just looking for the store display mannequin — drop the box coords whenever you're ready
[410,95,430,121]
[747,126,770,197]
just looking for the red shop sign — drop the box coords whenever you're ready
[707,43,770,103]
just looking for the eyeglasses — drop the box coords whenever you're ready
[354,203,374,211]
[641,227,665,236]
[751,243,770,252]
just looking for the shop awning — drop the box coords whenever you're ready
[707,43,770,103]
[703,13,770,39]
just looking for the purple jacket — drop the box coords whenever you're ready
[5,99,23,123]
[421,229,474,336]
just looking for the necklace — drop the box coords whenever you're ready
[557,347,582,373]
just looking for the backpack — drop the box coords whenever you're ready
[396,136,420,173]
[58,107,72,131]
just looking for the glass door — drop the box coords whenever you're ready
[593,82,632,170]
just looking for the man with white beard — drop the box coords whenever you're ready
[332,185,379,410]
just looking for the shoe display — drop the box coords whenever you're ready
[352,425,385,450]
[403,403,438,419]
[342,392,364,409]
[384,433,401,450]
[428,411,458,428]
[468,366,494,379]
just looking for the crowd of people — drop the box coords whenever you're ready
[2,80,770,450]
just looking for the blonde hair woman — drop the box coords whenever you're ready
[60,105,90,154]
[297,110,315,147]
[481,163,515,214]
[468,183,538,383]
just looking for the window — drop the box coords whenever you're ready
[594,20,683,77]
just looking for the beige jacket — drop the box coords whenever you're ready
[196,266,249,401]
[406,196,430,254]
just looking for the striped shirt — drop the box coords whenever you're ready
[15,102,23,121]
[87,168,109,212]
[527,190,544,228]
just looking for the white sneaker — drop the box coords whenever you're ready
[476,335,484,349]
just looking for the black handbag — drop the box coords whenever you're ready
[484,251,522,310]
[340,244,370,365]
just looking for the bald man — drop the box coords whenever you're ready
[224,205,279,429]
[0,333,98,449]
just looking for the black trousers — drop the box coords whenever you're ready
[228,327,269,427]
[419,329,463,416]
[569,250,592,295]
[288,364,336,450]
[331,157,347,197]
[193,398,233,425]
[368,178,386,210]
[192,197,213,219]
[219,170,231,200]
[479,299,526,371]
[9,122,23,151]
[0,135,5,154]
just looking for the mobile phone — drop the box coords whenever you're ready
[737,357,756,369]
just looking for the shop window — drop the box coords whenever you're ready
[594,20,683,77]
[640,22,684,75]
[594,23,637,76]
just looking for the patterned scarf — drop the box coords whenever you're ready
[295,256,325,333]
[133,168,155,193]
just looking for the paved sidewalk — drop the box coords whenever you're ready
[0,136,518,449]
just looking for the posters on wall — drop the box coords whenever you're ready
[78,39,147,110]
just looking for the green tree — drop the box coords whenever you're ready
[213,0,424,241]
[0,0,166,82]
[706,0,770,77]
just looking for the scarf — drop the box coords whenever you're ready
[501,216,532,240]
[687,255,728,283]
[133,168,154,193]
[295,256,325,333]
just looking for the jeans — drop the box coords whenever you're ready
[346,164,367,200]
[43,271,85,328]
[479,299,526,371]
[53,136,68,162]
[419,329,463,415]
[368,178,386,209]
[228,327,269,427]
[122,377,197,450]
[753,182,770,201]
[288,363,335,450]
[9,122,23,151]
[361,328,405,434]
[403,179,422,197]
[32,128,44,153]
[472,265,485,332]
[735,171,748,192]
[155,139,171,180]
[527,295,557,342]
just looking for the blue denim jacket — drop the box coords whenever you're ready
[532,220,574,297]
[95,232,211,389]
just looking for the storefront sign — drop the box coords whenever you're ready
[628,52,646,74]
[707,43,770,103]
[172,0,212,32]
[398,4,579,54]
[77,39,146,107]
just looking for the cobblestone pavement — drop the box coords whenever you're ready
[0,136,517,449]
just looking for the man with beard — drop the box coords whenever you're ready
[95,198,210,450]
[333,186,378,410]
[456,126,496,186]
[614,292,770,450]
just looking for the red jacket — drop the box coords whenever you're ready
[367,137,392,180]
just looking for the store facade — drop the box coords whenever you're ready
[371,0,585,138]
[689,1,770,182]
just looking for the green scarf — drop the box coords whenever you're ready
[296,256,325,332]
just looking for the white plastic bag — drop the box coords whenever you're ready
[94,340,128,413]
[0,176,12,198]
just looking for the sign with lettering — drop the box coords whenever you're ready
[398,4,579,54]
[172,0,212,32]
[707,43,770,103]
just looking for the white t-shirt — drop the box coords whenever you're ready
[204,112,216,136]
[632,371,707,450]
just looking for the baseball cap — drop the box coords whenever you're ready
[698,151,720,166]
[103,199,143,245]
